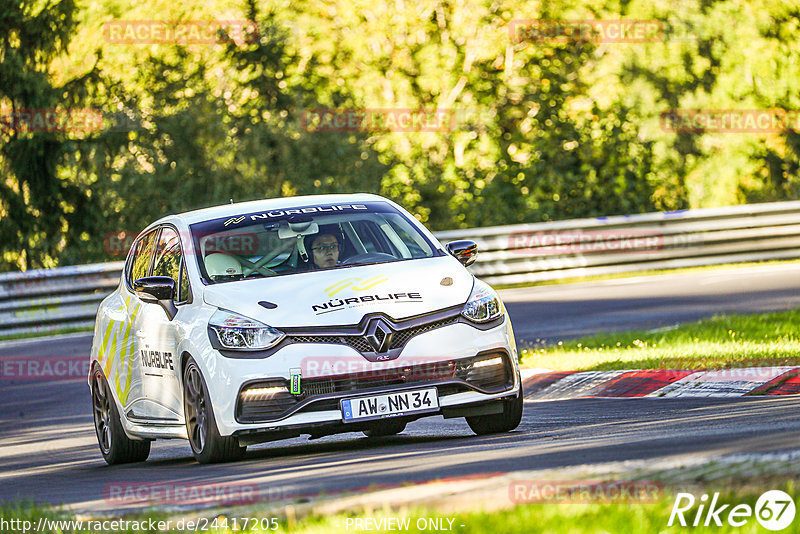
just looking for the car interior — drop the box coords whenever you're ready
[196,213,431,283]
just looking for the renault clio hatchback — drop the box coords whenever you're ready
[89,194,521,464]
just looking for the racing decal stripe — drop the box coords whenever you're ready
[115,301,140,405]
[98,319,116,368]
[351,275,389,291]
[100,296,130,374]
[107,320,121,373]
[325,278,361,296]
[101,321,119,377]
[115,344,135,405]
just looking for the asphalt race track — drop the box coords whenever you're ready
[503,263,800,343]
[2,263,800,514]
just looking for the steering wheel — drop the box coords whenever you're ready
[341,252,396,266]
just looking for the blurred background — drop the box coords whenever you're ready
[2,0,799,272]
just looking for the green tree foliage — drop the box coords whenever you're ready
[3,0,800,270]
[290,0,659,228]
[79,1,387,253]
[0,0,101,270]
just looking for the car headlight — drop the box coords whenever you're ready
[209,309,285,350]
[462,279,504,323]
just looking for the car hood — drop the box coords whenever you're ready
[202,255,474,327]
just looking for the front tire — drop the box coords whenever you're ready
[91,368,150,465]
[183,358,246,464]
[466,387,523,436]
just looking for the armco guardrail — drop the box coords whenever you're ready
[3,200,800,337]
[437,200,800,286]
[0,262,123,338]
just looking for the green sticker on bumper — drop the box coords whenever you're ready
[289,367,302,395]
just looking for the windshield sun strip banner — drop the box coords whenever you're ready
[204,202,388,230]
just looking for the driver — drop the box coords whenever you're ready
[309,233,340,269]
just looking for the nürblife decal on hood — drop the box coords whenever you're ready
[312,292,422,315]
[200,255,473,327]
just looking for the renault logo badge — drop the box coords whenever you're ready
[365,318,394,353]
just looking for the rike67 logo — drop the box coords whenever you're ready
[669,490,796,531]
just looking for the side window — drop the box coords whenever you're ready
[127,230,158,287]
[352,221,378,253]
[353,220,396,255]
[152,227,183,296]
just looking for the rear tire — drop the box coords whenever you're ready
[466,387,523,436]
[362,419,407,437]
[91,368,151,465]
[183,358,246,464]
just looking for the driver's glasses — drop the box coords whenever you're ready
[312,244,339,253]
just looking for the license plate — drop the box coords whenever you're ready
[341,388,439,422]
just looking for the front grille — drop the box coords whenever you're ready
[391,317,459,348]
[292,335,373,353]
[286,316,459,353]
[301,360,457,397]
[236,352,513,423]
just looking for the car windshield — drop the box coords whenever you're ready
[190,201,439,283]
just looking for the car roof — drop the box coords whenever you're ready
[151,193,388,227]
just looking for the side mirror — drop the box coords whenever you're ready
[446,240,478,267]
[133,276,178,320]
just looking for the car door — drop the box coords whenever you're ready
[132,225,189,423]
[100,228,158,415]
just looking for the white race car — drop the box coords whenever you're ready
[89,194,521,464]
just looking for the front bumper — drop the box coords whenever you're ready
[201,314,519,437]
[233,386,519,446]
[237,349,515,423]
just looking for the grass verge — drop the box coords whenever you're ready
[3,482,799,533]
[520,309,800,372]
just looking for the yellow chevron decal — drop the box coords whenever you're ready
[325,276,389,297]
[99,320,115,368]
[101,320,118,377]
[98,296,142,406]
[114,300,140,405]
[324,278,361,297]
[351,275,389,291]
